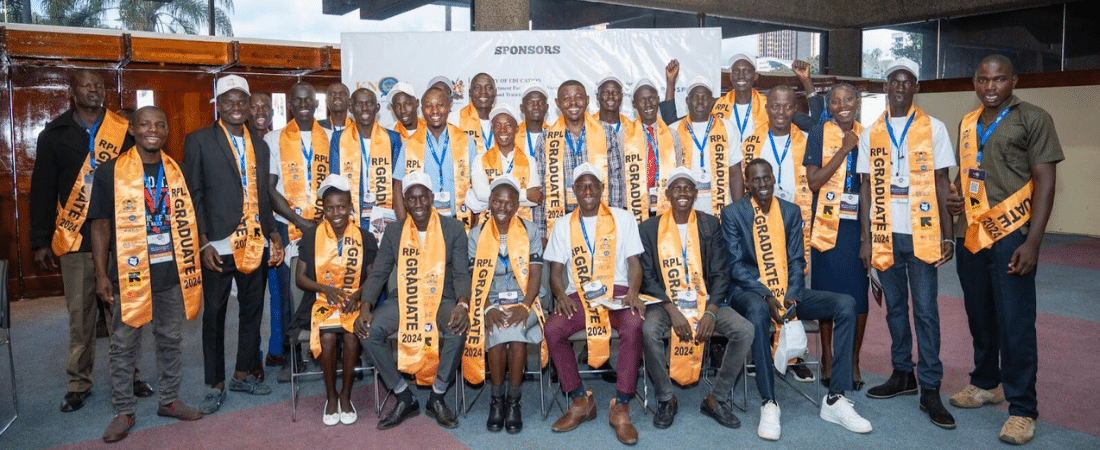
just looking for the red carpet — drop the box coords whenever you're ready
[50,387,469,450]
[861,293,1100,437]
[1039,238,1100,270]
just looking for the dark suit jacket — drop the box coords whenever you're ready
[182,123,275,242]
[639,211,729,307]
[721,196,806,303]
[360,213,471,309]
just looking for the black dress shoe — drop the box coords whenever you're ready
[377,397,419,430]
[653,396,678,429]
[920,388,957,429]
[425,396,459,429]
[504,395,523,434]
[700,395,740,429]
[867,370,918,399]
[133,380,154,398]
[61,391,91,412]
[486,395,505,432]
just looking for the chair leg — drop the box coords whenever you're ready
[290,342,298,422]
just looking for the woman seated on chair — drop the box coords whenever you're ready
[466,175,544,434]
[293,175,378,426]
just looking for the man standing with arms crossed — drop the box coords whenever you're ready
[946,55,1062,446]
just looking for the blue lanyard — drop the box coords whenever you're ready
[498,254,512,286]
[481,123,493,153]
[300,135,314,188]
[145,163,167,228]
[767,131,792,184]
[976,107,1012,164]
[428,129,450,189]
[359,135,372,206]
[565,127,586,161]
[732,100,751,136]
[687,118,713,169]
[525,130,537,159]
[579,217,595,262]
[843,150,856,192]
[681,246,691,285]
[644,125,660,180]
[337,236,344,257]
[505,153,515,174]
[83,116,104,169]
[614,121,621,134]
[885,112,916,152]
[228,134,248,193]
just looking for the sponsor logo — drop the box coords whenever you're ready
[127,256,140,267]
[378,77,397,96]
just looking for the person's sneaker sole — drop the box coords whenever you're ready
[865,387,918,399]
[920,403,957,430]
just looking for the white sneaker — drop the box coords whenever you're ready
[758,401,782,441]
[820,395,872,433]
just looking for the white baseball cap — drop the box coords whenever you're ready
[489,104,517,122]
[489,174,522,195]
[520,83,549,100]
[773,319,808,375]
[210,75,250,102]
[728,53,756,69]
[572,162,603,185]
[596,74,624,91]
[664,166,697,187]
[427,76,453,93]
[686,76,713,95]
[632,78,657,96]
[402,171,434,195]
[387,81,416,101]
[884,58,920,81]
[317,174,351,200]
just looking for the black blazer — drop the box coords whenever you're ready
[359,213,471,310]
[639,210,729,307]
[182,122,275,242]
[721,196,806,303]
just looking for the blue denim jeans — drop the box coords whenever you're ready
[268,222,292,358]
[955,231,1038,419]
[877,233,942,390]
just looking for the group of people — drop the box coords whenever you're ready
[29,51,1060,446]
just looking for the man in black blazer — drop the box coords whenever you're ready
[723,159,868,441]
[183,75,284,415]
[640,167,753,430]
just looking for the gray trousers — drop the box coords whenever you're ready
[110,284,185,415]
[642,303,754,402]
[362,298,465,393]
[61,252,102,392]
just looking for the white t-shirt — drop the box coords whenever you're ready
[265,125,334,225]
[671,118,744,212]
[466,148,544,213]
[543,207,644,295]
[757,130,804,202]
[856,113,956,235]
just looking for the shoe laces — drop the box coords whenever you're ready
[1004,416,1032,433]
[958,384,982,398]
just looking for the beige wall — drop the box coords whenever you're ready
[914,85,1100,237]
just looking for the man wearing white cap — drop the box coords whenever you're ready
[543,162,645,445]
[335,87,403,235]
[713,54,768,145]
[518,83,550,226]
[183,74,284,414]
[467,105,542,218]
[623,78,684,221]
[458,73,497,154]
[856,59,957,430]
[355,170,471,430]
[638,166,753,430]
[594,74,629,137]
[536,80,626,237]
[724,159,870,441]
[388,81,424,140]
[671,77,744,216]
[393,86,478,228]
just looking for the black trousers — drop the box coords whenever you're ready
[202,252,268,386]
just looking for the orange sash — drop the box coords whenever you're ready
[481,145,533,221]
[743,124,811,270]
[516,122,547,160]
[309,221,364,357]
[53,109,129,255]
[397,211,445,386]
[404,124,473,228]
[279,120,330,241]
[113,149,202,328]
[677,118,732,216]
[811,121,864,251]
[394,117,426,140]
[657,211,708,385]
[619,120,649,223]
[751,197,792,357]
[867,108,940,270]
[543,115,609,233]
[460,103,492,154]
[338,121,394,220]
[958,107,1033,253]
[712,89,767,129]
[567,205,615,368]
[625,118,678,219]
[219,122,265,273]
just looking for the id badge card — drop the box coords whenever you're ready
[497,290,522,306]
[362,192,377,208]
[582,280,607,301]
[694,170,712,191]
[839,193,859,220]
[566,187,577,205]
[891,176,909,202]
[967,169,986,195]
[775,186,793,202]
[675,290,699,318]
[649,187,659,206]
[433,191,452,213]
[147,232,173,264]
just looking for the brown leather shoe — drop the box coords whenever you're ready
[157,400,204,421]
[609,398,638,445]
[551,391,596,432]
[102,414,135,443]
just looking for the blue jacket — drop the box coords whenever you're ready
[720,196,806,303]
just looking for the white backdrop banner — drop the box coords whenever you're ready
[341,28,722,127]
